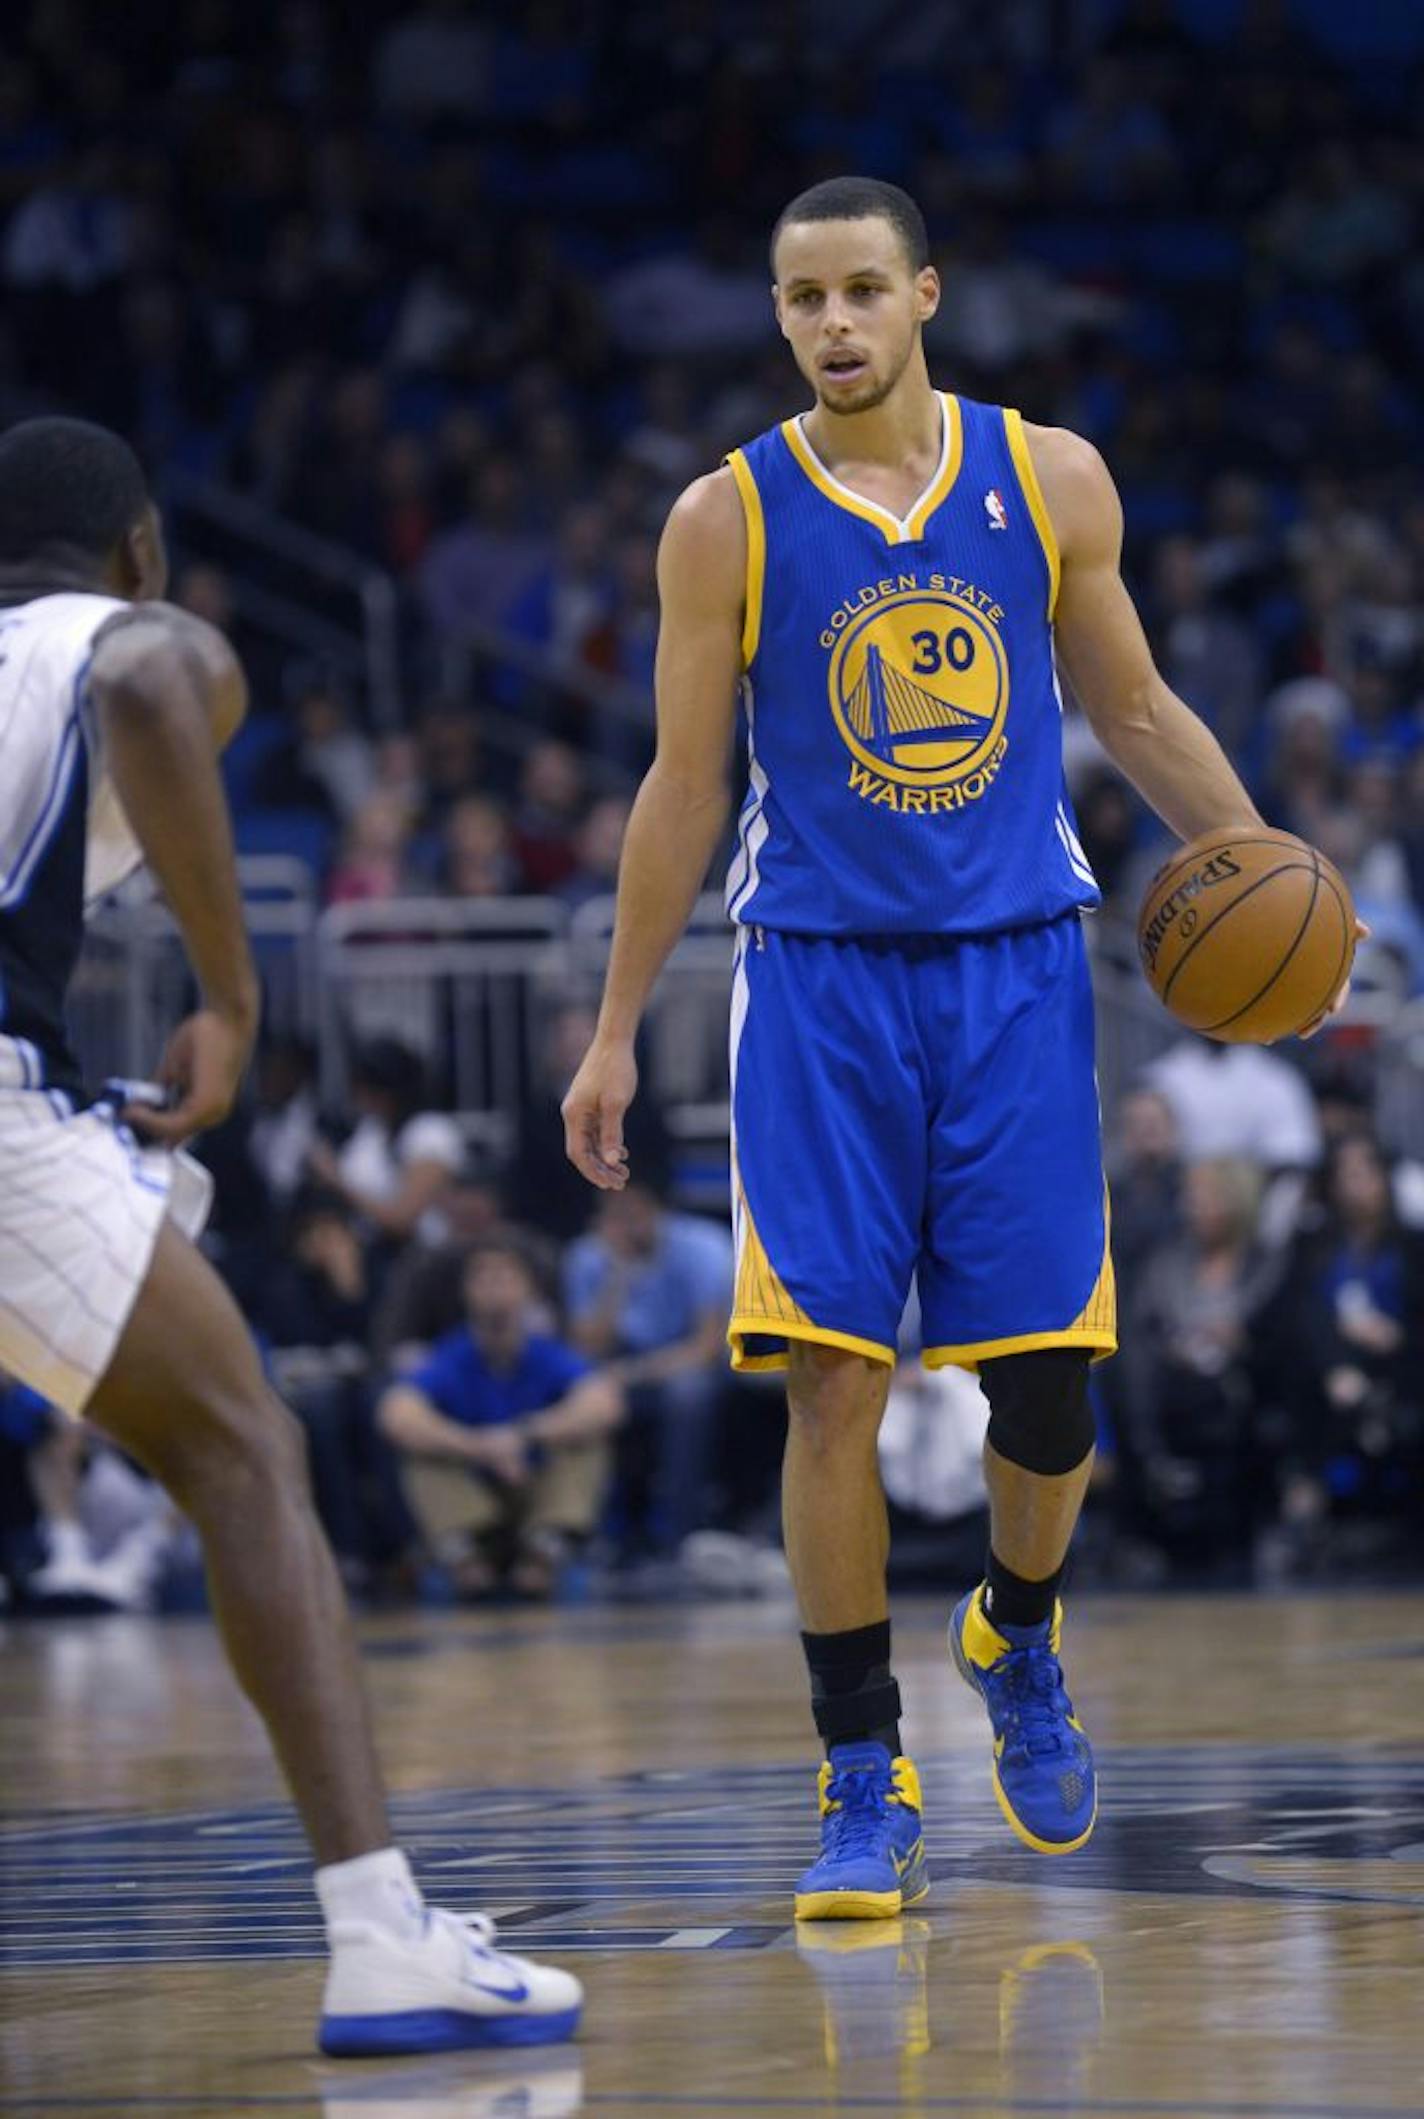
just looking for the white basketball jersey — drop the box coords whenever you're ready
[0,591,143,1091]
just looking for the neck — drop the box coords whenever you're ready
[803,351,940,469]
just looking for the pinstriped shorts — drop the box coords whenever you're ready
[0,1088,210,1417]
[727,914,1116,1376]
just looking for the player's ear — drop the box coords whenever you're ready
[122,504,169,604]
[771,282,791,341]
[916,265,941,325]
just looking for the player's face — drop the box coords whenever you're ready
[773,217,940,416]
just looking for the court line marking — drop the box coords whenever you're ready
[4,2093,1424,2117]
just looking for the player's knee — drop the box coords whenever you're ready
[785,1341,888,1454]
[150,1385,309,1513]
[981,1349,1095,1477]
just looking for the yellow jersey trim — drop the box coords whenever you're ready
[725,448,766,669]
[779,393,962,548]
[1003,408,1061,620]
[728,1317,898,1373]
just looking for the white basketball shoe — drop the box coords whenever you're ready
[319,1908,583,2055]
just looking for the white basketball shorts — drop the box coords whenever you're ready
[0,1087,213,1418]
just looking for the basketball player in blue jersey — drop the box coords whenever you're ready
[0,418,581,2050]
[565,176,1354,1917]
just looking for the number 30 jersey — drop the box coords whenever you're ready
[722,392,1100,937]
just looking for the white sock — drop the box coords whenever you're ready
[43,1520,91,1568]
[315,1846,426,1943]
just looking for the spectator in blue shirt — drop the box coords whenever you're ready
[377,1237,621,1599]
[564,1185,733,1560]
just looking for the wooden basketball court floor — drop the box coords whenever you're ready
[5,1593,1424,2119]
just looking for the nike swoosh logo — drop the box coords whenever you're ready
[465,1963,530,2003]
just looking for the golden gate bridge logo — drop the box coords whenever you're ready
[828,589,1009,791]
[846,642,998,767]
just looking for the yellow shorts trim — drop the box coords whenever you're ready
[728,1316,897,1374]
[923,1327,1118,1374]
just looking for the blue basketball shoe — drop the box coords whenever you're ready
[949,1586,1096,1854]
[794,1741,929,1920]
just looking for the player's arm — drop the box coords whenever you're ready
[562,469,745,1189]
[89,605,259,1142]
[1028,425,1263,841]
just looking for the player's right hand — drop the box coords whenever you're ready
[123,1007,255,1145]
[561,1037,637,1190]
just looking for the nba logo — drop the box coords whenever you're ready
[984,488,1008,531]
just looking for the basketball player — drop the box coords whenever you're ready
[564,177,1351,1917]
[0,418,581,2048]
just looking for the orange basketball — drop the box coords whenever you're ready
[1137,826,1356,1043]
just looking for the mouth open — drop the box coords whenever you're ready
[821,352,868,382]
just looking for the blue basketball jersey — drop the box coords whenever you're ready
[723,393,1100,936]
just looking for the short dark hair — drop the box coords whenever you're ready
[771,177,930,277]
[0,417,149,566]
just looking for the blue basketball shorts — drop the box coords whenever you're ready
[727,914,1115,1373]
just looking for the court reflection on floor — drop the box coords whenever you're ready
[319,2052,585,2118]
[796,1911,1104,2107]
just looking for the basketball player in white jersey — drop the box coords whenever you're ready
[0,417,581,2055]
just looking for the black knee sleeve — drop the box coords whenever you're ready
[981,1349,1095,1477]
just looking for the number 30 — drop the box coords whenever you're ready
[910,628,975,676]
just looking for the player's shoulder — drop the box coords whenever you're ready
[89,599,247,743]
[1019,422,1120,554]
[90,599,235,684]
[1020,421,1113,500]
[664,465,745,546]
[658,466,746,604]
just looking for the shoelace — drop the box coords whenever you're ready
[984,1643,1075,1761]
[824,1765,896,1858]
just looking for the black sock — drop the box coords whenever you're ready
[801,1619,902,1758]
[983,1551,1063,1631]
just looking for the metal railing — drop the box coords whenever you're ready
[159,475,658,767]
[69,882,1423,1164]
[160,470,403,729]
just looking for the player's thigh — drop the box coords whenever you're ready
[919,917,1113,1366]
[87,1219,302,1486]
[730,928,924,1365]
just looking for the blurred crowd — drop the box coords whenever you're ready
[5,1010,1422,1610]
[2,0,1424,1607]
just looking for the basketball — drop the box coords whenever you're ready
[1137,826,1356,1043]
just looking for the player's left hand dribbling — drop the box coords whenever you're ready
[123,1008,255,1144]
